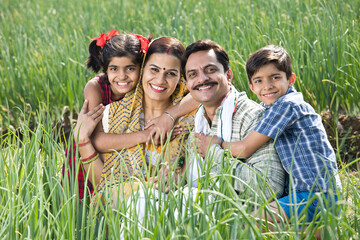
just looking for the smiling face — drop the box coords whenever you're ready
[185,49,232,108]
[142,53,181,102]
[106,56,140,99]
[249,63,295,106]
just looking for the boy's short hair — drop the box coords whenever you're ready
[181,39,230,78]
[246,45,292,82]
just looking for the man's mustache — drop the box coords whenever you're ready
[192,81,218,90]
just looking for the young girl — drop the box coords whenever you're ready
[84,31,148,111]
[63,31,149,200]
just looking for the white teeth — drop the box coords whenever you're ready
[151,84,165,91]
[263,92,276,97]
[198,85,212,90]
[117,82,128,86]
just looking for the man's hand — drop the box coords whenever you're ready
[194,133,221,157]
[145,114,182,146]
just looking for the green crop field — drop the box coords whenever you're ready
[0,0,359,239]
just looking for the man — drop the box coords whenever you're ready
[182,39,284,199]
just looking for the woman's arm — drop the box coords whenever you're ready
[74,100,105,186]
[91,128,153,153]
[78,140,104,186]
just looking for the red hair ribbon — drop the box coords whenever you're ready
[132,34,150,53]
[92,30,120,47]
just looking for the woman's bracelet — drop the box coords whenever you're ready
[164,112,175,124]
[81,153,99,165]
[78,139,91,147]
[81,151,98,164]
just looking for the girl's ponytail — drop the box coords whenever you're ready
[86,40,102,73]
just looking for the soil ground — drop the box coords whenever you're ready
[321,112,360,170]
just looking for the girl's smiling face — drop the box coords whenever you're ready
[142,53,181,102]
[106,56,140,99]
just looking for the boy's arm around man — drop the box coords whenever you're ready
[188,90,285,200]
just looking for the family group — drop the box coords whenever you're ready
[63,31,341,238]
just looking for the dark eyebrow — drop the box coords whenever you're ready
[252,76,261,81]
[108,64,136,68]
[149,64,160,68]
[188,63,217,72]
[186,69,196,75]
[150,64,178,73]
[204,64,218,69]
[186,63,217,74]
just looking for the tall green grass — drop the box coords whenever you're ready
[0,112,359,239]
[1,0,360,239]
[0,0,359,128]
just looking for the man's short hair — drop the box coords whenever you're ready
[246,45,292,82]
[181,39,230,78]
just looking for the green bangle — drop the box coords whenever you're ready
[81,153,99,165]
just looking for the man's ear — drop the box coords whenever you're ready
[226,69,233,84]
[289,73,296,87]
[248,81,255,92]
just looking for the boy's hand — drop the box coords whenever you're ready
[194,133,220,157]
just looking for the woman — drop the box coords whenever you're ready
[74,37,195,204]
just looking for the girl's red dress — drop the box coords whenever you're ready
[62,74,115,201]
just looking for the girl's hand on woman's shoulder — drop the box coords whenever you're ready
[74,100,105,143]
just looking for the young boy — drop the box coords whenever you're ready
[219,45,341,226]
